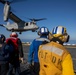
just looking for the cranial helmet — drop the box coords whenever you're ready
[37,27,49,36]
[10,32,18,37]
[0,34,6,43]
[51,26,70,43]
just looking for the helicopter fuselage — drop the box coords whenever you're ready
[4,22,39,32]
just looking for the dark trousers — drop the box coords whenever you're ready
[0,63,9,75]
[30,62,40,75]
[7,62,21,75]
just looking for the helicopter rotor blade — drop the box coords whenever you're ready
[28,18,47,21]
[0,0,27,4]
[0,0,6,4]
[9,0,27,4]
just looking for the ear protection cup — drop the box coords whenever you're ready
[37,30,41,35]
[0,34,6,42]
[54,33,70,43]
[46,31,49,35]
[65,35,70,43]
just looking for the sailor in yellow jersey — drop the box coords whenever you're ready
[38,26,75,75]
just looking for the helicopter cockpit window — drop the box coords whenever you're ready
[30,22,33,25]
[26,23,28,26]
[33,22,36,24]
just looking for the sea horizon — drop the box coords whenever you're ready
[21,39,76,44]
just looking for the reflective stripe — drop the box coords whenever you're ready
[0,35,1,38]
[0,44,2,47]
[42,46,52,51]
[52,47,63,56]
[41,28,45,33]
[41,46,63,56]
[40,27,48,33]
[57,26,63,34]
[36,38,50,42]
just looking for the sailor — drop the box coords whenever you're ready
[38,26,75,75]
[28,27,50,75]
[0,34,9,75]
[6,32,24,75]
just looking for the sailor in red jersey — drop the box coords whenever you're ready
[6,32,24,75]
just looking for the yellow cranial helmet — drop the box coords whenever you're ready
[52,26,67,37]
[51,26,70,42]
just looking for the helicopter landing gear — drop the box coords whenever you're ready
[19,32,22,34]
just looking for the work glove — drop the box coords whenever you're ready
[19,57,24,63]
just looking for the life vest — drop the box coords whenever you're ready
[6,37,19,51]
[38,41,69,75]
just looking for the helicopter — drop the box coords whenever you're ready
[0,0,46,34]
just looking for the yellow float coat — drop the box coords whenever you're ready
[38,41,75,75]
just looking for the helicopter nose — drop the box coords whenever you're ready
[37,26,39,29]
[35,25,39,29]
[36,26,39,29]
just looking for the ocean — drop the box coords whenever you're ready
[21,39,76,44]
[67,40,76,44]
[21,39,33,43]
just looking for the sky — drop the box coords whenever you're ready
[0,0,76,41]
